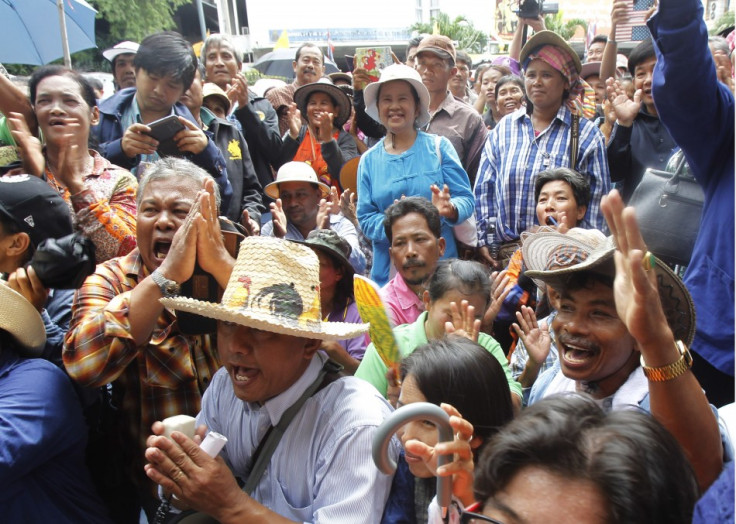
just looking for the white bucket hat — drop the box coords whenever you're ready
[102,41,140,63]
[161,237,369,341]
[364,64,431,128]
[264,161,330,200]
[0,280,46,357]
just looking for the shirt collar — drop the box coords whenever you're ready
[408,311,430,344]
[433,92,459,118]
[258,352,327,427]
[392,273,424,311]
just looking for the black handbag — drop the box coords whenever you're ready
[629,151,704,266]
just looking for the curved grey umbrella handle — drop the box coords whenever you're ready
[372,402,453,512]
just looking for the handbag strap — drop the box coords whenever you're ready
[242,358,342,494]
[569,113,579,169]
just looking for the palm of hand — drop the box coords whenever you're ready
[612,94,640,122]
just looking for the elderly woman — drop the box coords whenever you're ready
[355,64,475,286]
[281,78,358,190]
[474,31,611,269]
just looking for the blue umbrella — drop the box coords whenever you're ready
[0,0,97,66]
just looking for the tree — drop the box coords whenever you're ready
[90,0,191,44]
[410,12,489,54]
[543,13,587,41]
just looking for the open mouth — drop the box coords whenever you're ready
[231,365,259,384]
[153,240,172,260]
[560,340,598,367]
[48,118,67,127]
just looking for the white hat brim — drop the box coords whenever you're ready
[364,73,431,129]
[161,296,369,341]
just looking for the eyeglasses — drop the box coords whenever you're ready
[460,510,504,524]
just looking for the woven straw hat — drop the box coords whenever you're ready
[293,77,352,128]
[523,228,696,345]
[160,236,368,340]
[0,280,46,356]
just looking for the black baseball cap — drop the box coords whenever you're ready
[0,175,73,248]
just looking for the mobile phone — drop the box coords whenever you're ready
[145,115,186,157]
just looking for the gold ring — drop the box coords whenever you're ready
[642,251,656,271]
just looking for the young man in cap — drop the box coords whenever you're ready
[144,236,397,522]
[415,35,487,185]
[523,189,722,492]
[0,174,76,366]
[102,40,140,91]
[94,31,232,212]
[0,278,111,522]
[261,161,366,274]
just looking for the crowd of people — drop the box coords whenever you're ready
[0,0,733,521]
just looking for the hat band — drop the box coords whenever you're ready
[545,246,590,271]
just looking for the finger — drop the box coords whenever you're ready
[178,116,198,130]
[171,430,209,469]
[144,462,183,497]
[621,206,647,253]
[404,439,434,461]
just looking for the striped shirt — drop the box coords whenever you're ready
[63,249,220,458]
[198,353,399,522]
[474,105,610,245]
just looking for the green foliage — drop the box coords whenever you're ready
[710,10,735,35]
[410,12,489,54]
[89,0,190,45]
[543,13,588,41]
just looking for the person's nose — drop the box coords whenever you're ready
[562,312,591,337]
[154,211,176,231]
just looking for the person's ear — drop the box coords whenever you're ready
[303,337,322,359]
[422,290,431,309]
[437,236,446,257]
[450,66,458,77]
[4,232,30,259]
[292,60,298,72]
[90,105,100,126]
[575,205,587,222]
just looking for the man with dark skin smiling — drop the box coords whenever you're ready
[64,158,233,519]
[94,31,232,211]
[267,43,325,136]
[379,197,445,327]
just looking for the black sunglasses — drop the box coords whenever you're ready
[460,510,504,524]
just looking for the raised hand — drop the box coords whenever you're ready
[226,73,249,108]
[512,305,551,366]
[430,184,458,221]
[312,111,335,143]
[482,270,512,329]
[340,188,357,224]
[269,198,288,238]
[6,111,45,177]
[606,77,642,127]
[444,300,480,342]
[286,102,302,139]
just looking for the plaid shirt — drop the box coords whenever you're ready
[474,105,610,246]
[63,249,220,457]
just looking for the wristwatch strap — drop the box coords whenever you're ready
[151,269,181,298]
[640,340,693,382]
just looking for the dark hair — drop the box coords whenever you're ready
[534,167,591,210]
[84,75,104,93]
[494,74,525,100]
[134,31,198,91]
[455,50,472,68]
[383,196,441,243]
[427,259,491,309]
[474,395,699,524]
[295,43,323,63]
[201,33,243,67]
[0,214,33,263]
[29,65,97,109]
[554,271,615,296]
[321,250,354,311]
[400,336,514,454]
[484,64,512,82]
[590,34,608,46]
[407,35,424,53]
[628,38,656,76]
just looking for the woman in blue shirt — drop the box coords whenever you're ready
[356,64,475,286]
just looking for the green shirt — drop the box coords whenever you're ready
[355,311,522,399]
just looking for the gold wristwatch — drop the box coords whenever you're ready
[640,340,693,382]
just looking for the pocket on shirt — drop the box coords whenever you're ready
[273,478,314,521]
[143,335,197,389]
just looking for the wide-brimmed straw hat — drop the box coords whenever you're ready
[0,280,46,357]
[522,228,696,345]
[293,77,352,128]
[264,161,330,200]
[364,64,431,128]
[520,31,582,75]
[160,237,368,340]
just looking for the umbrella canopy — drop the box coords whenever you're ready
[0,0,97,66]
[253,48,340,80]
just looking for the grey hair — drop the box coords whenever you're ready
[137,157,221,210]
[201,33,243,67]
[709,36,731,56]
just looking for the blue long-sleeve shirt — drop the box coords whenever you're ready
[648,0,735,375]
[356,131,475,286]
[474,106,610,245]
